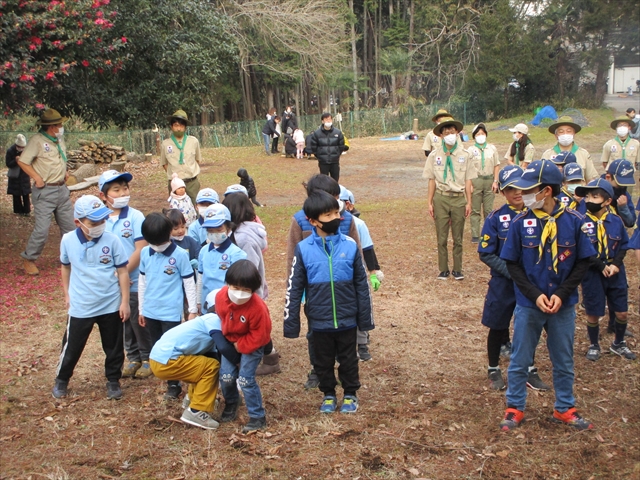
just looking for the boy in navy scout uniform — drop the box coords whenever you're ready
[558,162,586,213]
[575,179,636,361]
[188,188,220,246]
[53,195,131,400]
[499,160,597,431]
[98,170,153,380]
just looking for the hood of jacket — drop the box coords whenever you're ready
[234,221,267,251]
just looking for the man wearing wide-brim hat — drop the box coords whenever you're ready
[421,109,454,158]
[159,109,202,205]
[542,116,598,181]
[18,108,76,275]
[600,116,639,170]
[423,117,477,280]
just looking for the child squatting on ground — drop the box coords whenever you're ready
[53,195,131,400]
[284,191,374,414]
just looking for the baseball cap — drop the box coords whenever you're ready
[508,123,528,135]
[563,163,584,182]
[338,185,355,203]
[551,151,576,165]
[606,159,635,186]
[224,184,248,196]
[498,165,523,191]
[512,160,563,190]
[204,288,221,311]
[575,178,614,199]
[202,204,231,228]
[74,195,112,221]
[98,170,133,191]
[196,188,220,204]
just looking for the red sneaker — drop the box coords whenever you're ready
[500,408,524,431]
[551,408,594,430]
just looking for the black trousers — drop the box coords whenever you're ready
[318,162,340,182]
[312,327,360,397]
[56,312,124,383]
[271,137,279,153]
[249,195,262,207]
[12,194,30,214]
[146,318,181,387]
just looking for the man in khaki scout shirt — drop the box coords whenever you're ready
[467,123,500,243]
[159,109,202,205]
[424,118,477,280]
[542,116,598,181]
[18,108,75,275]
[601,116,640,169]
[421,109,452,158]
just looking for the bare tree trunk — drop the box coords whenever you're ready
[404,0,414,98]
[363,7,369,107]
[240,64,251,120]
[595,35,610,105]
[391,75,397,108]
[374,2,380,108]
[267,86,275,111]
[349,0,359,111]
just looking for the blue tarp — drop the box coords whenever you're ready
[531,105,558,126]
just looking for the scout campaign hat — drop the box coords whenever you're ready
[547,116,581,134]
[513,159,563,189]
[431,109,451,123]
[433,118,464,136]
[36,108,68,126]
[610,116,635,130]
[202,204,231,228]
[74,195,112,221]
[563,163,584,182]
[498,165,523,191]
[551,151,577,165]
[606,159,635,186]
[509,123,528,135]
[575,178,615,199]
[168,109,191,126]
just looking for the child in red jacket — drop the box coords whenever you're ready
[215,260,272,433]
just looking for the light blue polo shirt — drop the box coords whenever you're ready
[188,217,207,246]
[352,215,373,249]
[198,237,247,312]
[139,242,194,322]
[149,313,221,364]
[61,229,129,318]
[105,206,145,292]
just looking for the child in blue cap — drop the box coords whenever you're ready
[53,195,131,400]
[188,188,220,246]
[558,162,586,212]
[499,160,597,431]
[575,179,635,361]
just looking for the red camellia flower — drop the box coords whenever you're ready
[97,67,104,74]
[82,60,90,67]
[76,40,83,45]
[46,72,55,80]
[29,44,37,51]
[36,103,46,110]
[121,36,127,43]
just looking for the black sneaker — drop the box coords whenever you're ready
[610,341,637,360]
[488,368,505,391]
[220,401,239,423]
[358,344,372,361]
[526,368,551,391]
[585,344,601,361]
[106,381,122,400]
[163,384,182,401]
[452,271,464,280]
[437,271,450,280]
[304,370,320,389]
[242,416,267,434]
[52,379,68,399]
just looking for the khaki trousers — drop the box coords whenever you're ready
[470,176,495,238]
[433,192,466,272]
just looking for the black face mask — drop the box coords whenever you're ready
[585,201,605,214]
[318,218,341,235]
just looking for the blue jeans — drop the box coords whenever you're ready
[506,305,576,412]
[220,346,265,419]
[262,134,271,154]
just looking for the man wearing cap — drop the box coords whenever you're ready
[18,108,76,275]
[505,123,535,167]
[601,117,640,170]
[5,134,32,216]
[159,110,202,206]
[499,160,596,431]
[421,109,452,158]
[424,117,477,280]
[542,116,598,181]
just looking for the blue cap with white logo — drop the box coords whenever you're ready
[98,170,133,192]
[575,178,615,199]
[74,195,112,221]
[498,165,523,191]
[338,185,355,203]
[606,158,635,187]
[563,163,584,182]
[202,204,231,228]
[551,151,577,165]
[224,184,248,196]
[512,160,563,190]
[196,188,220,204]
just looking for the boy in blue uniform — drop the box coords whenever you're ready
[188,188,219,246]
[53,195,131,400]
[164,208,201,266]
[138,213,198,399]
[98,170,153,380]
[558,162,586,212]
[284,191,374,414]
[499,160,596,431]
[575,179,636,361]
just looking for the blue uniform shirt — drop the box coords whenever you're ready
[500,204,596,309]
[149,313,221,364]
[174,235,202,261]
[198,237,247,312]
[61,229,129,318]
[105,206,145,292]
[478,203,521,277]
[188,217,207,246]
[139,242,194,321]
[352,216,373,249]
[582,209,629,262]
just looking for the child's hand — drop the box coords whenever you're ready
[536,294,553,314]
[138,315,146,327]
[120,302,131,322]
[548,294,563,314]
[64,295,70,309]
[187,313,197,320]
[617,195,628,207]
[190,258,199,270]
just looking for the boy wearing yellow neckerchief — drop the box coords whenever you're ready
[499,160,596,432]
[574,179,636,362]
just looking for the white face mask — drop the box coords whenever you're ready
[617,126,629,138]
[208,232,227,245]
[443,133,457,146]
[81,222,106,239]
[324,122,332,129]
[558,134,574,147]
[338,199,345,212]
[566,184,579,194]
[198,206,209,217]
[475,135,486,144]
[56,127,64,138]
[228,288,252,305]
[108,195,130,209]
[512,133,520,142]
[171,235,185,241]
[522,191,545,210]
[149,242,171,253]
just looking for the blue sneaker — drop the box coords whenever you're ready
[340,395,358,413]
[319,396,337,413]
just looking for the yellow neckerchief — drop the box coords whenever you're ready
[560,187,579,209]
[586,208,610,260]
[531,202,566,273]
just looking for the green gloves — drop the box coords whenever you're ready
[370,273,381,292]
[190,258,199,270]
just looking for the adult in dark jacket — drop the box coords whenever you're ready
[309,113,347,181]
[281,106,298,135]
[261,116,280,155]
[5,134,32,215]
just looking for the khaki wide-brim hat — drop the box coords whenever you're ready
[168,109,191,126]
[431,108,450,123]
[548,116,581,134]
[610,116,634,130]
[433,118,463,136]
[36,108,69,126]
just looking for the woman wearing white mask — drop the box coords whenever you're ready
[5,134,32,216]
[542,116,598,181]
[600,117,640,170]
[505,123,535,168]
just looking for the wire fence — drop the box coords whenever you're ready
[1,103,485,155]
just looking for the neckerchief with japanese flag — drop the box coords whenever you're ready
[532,203,566,273]
[39,128,67,163]
[615,136,630,159]
[474,141,486,170]
[586,209,610,260]
[171,133,188,165]
[441,140,457,182]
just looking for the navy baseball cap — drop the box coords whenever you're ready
[606,159,635,186]
[512,160,563,190]
[575,178,615,199]
[74,195,112,221]
[224,184,248,196]
[498,165,523,191]
[202,204,231,228]
[551,151,577,165]
[196,188,220,204]
[563,163,584,182]
[98,170,133,191]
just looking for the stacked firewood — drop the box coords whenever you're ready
[67,140,127,169]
